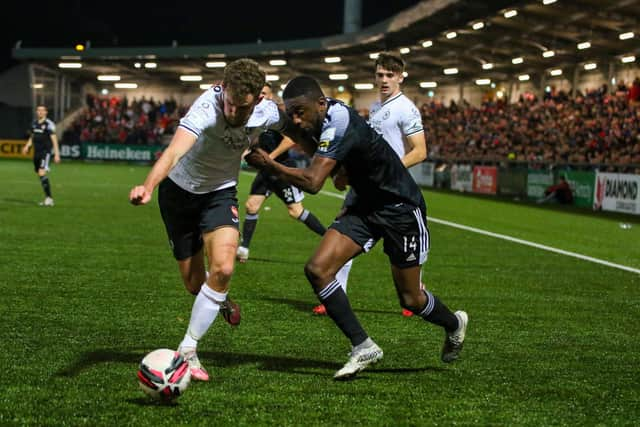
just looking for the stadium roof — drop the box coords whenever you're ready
[12,0,640,89]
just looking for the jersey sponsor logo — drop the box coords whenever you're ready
[318,127,336,152]
[318,140,330,152]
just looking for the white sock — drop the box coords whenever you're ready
[179,283,227,350]
[335,259,353,293]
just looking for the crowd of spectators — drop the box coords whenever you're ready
[423,79,640,172]
[61,79,640,172]
[62,94,188,146]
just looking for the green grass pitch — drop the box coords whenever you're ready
[1,159,639,426]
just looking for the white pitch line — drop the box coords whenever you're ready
[319,190,640,275]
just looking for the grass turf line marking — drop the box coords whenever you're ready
[318,189,640,275]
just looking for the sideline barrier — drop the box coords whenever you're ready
[1,141,165,163]
[411,159,639,216]
[0,139,30,159]
[594,172,640,215]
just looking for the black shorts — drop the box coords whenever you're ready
[33,151,51,172]
[250,170,304,205]
[330,202,430,268]
[158,178,239,260]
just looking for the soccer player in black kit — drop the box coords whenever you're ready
[237,84,326,263]
[22,105,60,206]
[246,76,468,380]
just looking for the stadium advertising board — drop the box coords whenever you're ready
[60,143,82,159]
[472,166,497,194]
[593,172,640,215]
[527,169,553,199]
[498,167,527,196]
[450,164,472,192]
[0,139,30,159]
[82,143,164,162]
[564,171,595,208]
[409,161,435,187]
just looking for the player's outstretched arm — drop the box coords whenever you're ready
[268,135,296,160]
[246,148,335,194]
[129,127,197,205]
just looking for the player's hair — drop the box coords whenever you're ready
[223,58,266,99]
[282,76,324,100]
[375,51,405,73]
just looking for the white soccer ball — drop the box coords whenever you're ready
[137,348,191,401]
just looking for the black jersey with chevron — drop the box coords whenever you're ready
[30,119,56,153]
[315,98,423,210]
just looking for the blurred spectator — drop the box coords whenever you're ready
[537,175,574,205]
[423,84,640,171]
[62,94,187,145]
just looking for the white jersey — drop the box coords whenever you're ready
[169,85,286,194]
[368,92,423,159]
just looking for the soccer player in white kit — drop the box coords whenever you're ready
[129,59,288,381]
[313,51,427,317]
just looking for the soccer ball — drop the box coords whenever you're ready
[137,348,191,401]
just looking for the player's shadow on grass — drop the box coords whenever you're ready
[262,296,413,317]
[55,348,341,378]
[0,197,37,207]
[56,349,443,381]
[235,256,295,265]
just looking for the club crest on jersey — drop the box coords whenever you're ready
[223,127,249,150]
[383,110,390,120]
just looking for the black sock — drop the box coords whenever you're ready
[418,290,459,332]
[40,176,51,198]
[298,209,326,236]
[241,213,258,247]
[317,279,368,346]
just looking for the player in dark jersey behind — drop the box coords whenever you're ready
[246,75,468,380]
[22,105,60,206]
[237,84,326,262]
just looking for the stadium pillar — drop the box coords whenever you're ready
[608,62,615,86]
[572,67,579,98]
[343,0,362,34]
[539,74,546,101]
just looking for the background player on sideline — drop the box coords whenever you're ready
[237,84,326,263]
[313,51,427,317]
[22,105,60,206]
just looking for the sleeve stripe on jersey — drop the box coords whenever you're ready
[178,123,200,137]
[406,129,425,137]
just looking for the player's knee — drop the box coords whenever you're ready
[398,292,424,313]
[209,263,234,285]
[245,199,261,214]
[288,205,302,219]
[184,279,201,296]
[304,261,327,289]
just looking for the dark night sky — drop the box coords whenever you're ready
[1,1,422,72]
